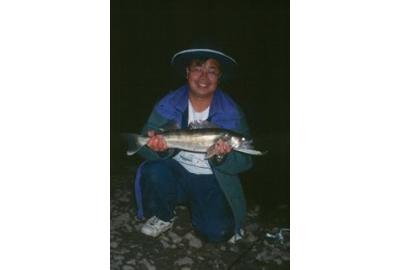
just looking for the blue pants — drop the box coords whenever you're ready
[139,158,235,242]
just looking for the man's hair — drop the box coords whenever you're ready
[186,58,222,71]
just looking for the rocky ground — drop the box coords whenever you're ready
[111,160,290,270]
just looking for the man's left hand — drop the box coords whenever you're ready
[213,139,233,156]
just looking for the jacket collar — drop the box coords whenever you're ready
[174,85,189,113]
[175,84,224,118]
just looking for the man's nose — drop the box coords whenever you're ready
[199,68,208,78]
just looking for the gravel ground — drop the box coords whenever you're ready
[111,160,290,270]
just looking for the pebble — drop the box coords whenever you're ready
[190,238,202,248]
[113,213,131,228]
[140,258,156,270]
[160,239,170,248]
[256,250,267,260]
[134,224,142,231]
[126,259,136,265]
[122,266,135,270]
[256,250,273,263]
[263,240,274,247]
[120,195,130,202]
[124,224,133,232]
[271,247,281,255]
[119,248,130,254]
[245,232,258,242]
[110,242,119,248]
[160,235,170,242]
[229,245,239,253]
[168,231,183,244]
[282,255,290,261]
[184,232,202,248]
[175,257,194,266]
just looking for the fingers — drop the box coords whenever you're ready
[214,139,232,155]
[147,132,168,152]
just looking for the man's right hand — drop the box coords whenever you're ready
[146,130,168,152]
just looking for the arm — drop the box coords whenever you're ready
[209,111,253,174]
[136,109,176,160]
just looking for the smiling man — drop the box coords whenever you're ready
[132,45,253,243]
[187,58,221,100]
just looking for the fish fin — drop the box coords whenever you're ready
[205,144,219,159]
[235,148,268,156]
[121,133,146,156]
[159,121,181,132]
[240,139,255,149]
[188,120,219,129]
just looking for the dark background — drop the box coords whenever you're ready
[111,0,289,224]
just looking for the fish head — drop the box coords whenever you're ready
[237,136,254,149]
[222,133,253,149]
[223,134,250,148]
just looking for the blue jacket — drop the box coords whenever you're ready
[135,84,253,232]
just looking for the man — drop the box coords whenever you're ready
[133,46,253,243]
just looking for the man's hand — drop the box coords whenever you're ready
[213,139,233,156]
[146,130,168,152]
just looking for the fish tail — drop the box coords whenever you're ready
[122,133,147,156]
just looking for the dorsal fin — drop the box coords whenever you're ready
[188,120,220,129]
[158,120,181,132]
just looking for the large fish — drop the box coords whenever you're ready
[124,121,266,158]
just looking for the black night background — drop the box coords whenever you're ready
[111,0,289,228]
[3,1,399,269]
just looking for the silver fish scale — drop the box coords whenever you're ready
[165,132,223,152]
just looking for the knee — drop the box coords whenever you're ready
[141,160,166,179]
[142,159,165,171]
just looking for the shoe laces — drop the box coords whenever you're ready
[148,216,161,225]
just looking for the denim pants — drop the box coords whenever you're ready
[139,158,235,242]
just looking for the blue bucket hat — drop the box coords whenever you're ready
[171,47,238,82]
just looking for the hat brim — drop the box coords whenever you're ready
[171,49,237,82]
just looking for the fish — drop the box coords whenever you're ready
[123,120,267,159]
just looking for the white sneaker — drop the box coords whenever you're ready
[228,229,244,244]
[140,216,173,237]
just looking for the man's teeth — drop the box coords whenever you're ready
[199,83,207,87]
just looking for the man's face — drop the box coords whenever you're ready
[186,58,221,99]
